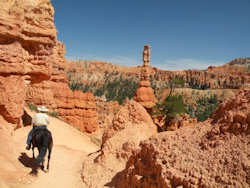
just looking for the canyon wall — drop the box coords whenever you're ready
[24,28,98,133]
[67,60,250,91]
[26,41,98,133]
[0,0,98,133]
[0,0,56,127]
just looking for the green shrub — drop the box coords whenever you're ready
[68,73,139,104]
[186,94,219,122]
[68,81,84,91]
[152,94,186,130]
[103,76,138,104]
[152,78,186,131]
[196,94,219,121]
[190,83,208,90]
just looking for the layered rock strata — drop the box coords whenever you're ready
[0,0,98,133]
[0,0,56,126]
[56,91,98,133]
[26,42,98,133]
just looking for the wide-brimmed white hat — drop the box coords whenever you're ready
[37,106,49,112]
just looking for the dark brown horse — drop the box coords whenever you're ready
[31,128,53,170]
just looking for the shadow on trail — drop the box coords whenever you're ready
[104,171,123,187]
[18,152,39,176]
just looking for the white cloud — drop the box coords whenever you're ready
[152,58,225,71]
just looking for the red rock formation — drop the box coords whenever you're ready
[134,80,157,110]
[0,0,56,81]
[0,0,57,126]
[26,41,66,109]
[81,100,157,187]
[95,96,120,129]
[0,76,26,125]
[67,59,250,92]
[114,88,249,188]
[0,1,98,133]
[211,87,250,135]
[26,42,98,133]
[116,126,249,187]
[101,100,157,146]
[26,81,56,109]
[56,91,98,133]
[134,46,157,110]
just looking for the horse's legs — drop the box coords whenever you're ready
[47,147,52,170]
[40,159,44,170]
[37,148,44,170]
[41,162,44,171]
[32,146,35,159]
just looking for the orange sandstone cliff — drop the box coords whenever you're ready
[26,42,98,133]
[0,0,98,133]
[0,0,56,126]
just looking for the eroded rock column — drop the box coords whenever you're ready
[134,45,157,110]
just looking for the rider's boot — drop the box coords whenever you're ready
[26,144,31,150]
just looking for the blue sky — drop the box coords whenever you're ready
[52,0,250,70]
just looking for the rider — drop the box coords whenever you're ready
[26,106,50,150]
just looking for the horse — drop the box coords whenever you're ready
[31,128,53,170]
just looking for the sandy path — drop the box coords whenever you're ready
[9,110,99,188]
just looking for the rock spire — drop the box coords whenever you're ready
[134,45,157,110]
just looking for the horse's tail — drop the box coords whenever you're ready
[36,132,49,164]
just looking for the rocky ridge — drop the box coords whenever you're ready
[67,59,250,93]
[114,88,250,188]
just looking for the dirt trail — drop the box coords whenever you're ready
[8,109,99,188]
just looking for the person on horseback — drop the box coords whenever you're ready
[26,106,50,150]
